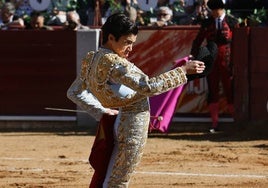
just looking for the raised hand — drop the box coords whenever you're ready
[181,60,206,75]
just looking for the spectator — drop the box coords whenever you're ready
[0,2,24,30]
[46,0,79,26]
[124,4,137,23]
[148,6,175,27]
[26,11,53,30]
[123,0,139,23]
[46,8,67,26]
[171,0,193,25]
[192,0,211,24]
[135,9,145,26]
[190,0,239,133]
[123,0,139,9]
[64,10,90,30]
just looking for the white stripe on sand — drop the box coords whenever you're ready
[1,157,267,179]
[136,171,267,179]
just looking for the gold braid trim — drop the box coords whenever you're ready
[80,51,95,90]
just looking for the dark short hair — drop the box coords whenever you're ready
[101,13,138,45]
[207,0,225,10]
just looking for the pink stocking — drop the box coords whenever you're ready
[209,103,219,128]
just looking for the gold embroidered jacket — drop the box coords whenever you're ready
[81,48,187,109]
[67,47,187,120]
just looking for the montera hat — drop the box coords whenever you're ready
[207,0,225,10]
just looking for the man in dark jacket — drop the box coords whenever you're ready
[191,0,239,133]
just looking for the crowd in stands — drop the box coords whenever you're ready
[0,0,267,30]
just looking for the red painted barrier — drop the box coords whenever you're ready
[233,27,250,122]
[0,30,76,116]
[249,28,268,121]
[233,27,268,122]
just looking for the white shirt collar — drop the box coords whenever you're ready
[217,12,226,22]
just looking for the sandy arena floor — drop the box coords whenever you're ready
[0,122,267,188]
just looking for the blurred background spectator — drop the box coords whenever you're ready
[26,11,53,30]
[45,0,74,26]
[192,0,211,24]
[171,0,189,24]
[171,0,199,25]
[148,6,175,26]
[64,10,90,30]
[124,4,137,23]
[46,8,66,26]
[0,2,24,29]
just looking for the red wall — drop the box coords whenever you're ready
[249,28,268,121]
[233,28,250,122]
[0,30,76,116]
[233,27,268,122]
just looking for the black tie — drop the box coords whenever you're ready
[217,18,221,30]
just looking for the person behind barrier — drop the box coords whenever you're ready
[26,11,53,30]
[0,2,24,30]
[67,13,205,187]
[64,10,90,30]
[148,6,175,27]
[192,0,211,24]
[191,0,239,133]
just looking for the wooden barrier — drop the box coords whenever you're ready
[233,27,250,122]
[233,27,268,122]
[249,27,268,121]
[0,30,76,116]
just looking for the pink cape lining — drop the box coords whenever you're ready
[149,56,189,132]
